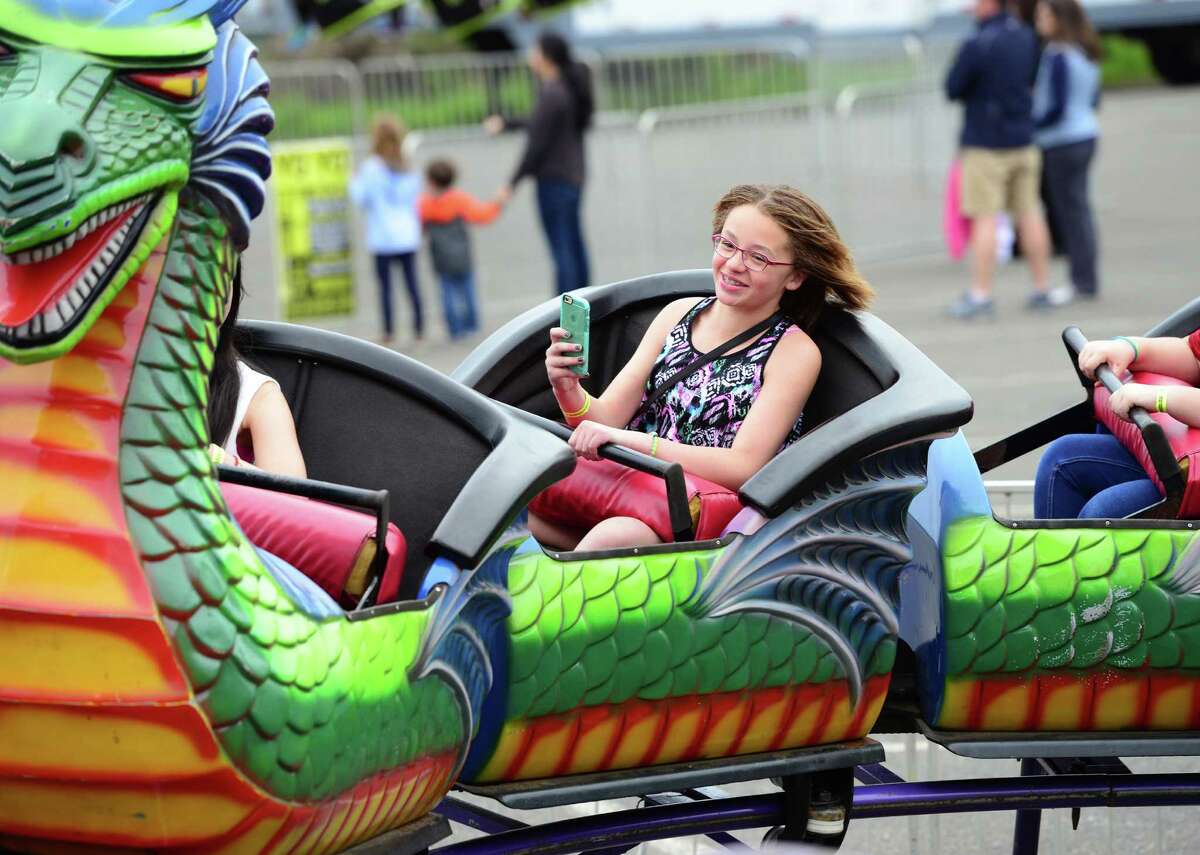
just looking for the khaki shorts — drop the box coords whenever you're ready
[961,145,1042,218]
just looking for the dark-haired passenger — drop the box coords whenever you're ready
[418,158,506,340]
[484,31,593,296]
[206,265,306,478]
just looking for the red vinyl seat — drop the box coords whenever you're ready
[1093,370,1200,518]
[221,482,407,607]
[529,457,744,542]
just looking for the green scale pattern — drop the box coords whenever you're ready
[120,192,465,802]
[504,545,863,721]
[943,516,1200,677]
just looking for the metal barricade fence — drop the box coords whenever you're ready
[265,59,365,141]
[810,32,927,96]
[984,480,1036,518]
[361,53,538,134]
[270,42,823,137]
[592,43,811,115]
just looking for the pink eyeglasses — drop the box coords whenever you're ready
[711,234,792,272]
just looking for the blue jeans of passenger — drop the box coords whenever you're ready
[373,251,422,339]
[1034,432,1162,519]
[536,179,590,295]
[439,271,479,339]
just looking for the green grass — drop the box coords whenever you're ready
[1100,34,1160,88]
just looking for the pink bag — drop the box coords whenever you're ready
[943,159,971,261]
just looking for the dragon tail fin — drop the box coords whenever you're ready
[689,442,930,705]
[412,542,514,754]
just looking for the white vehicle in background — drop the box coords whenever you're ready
[567,0,1200,84]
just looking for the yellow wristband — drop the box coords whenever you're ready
[649,432,660,457]
[562,391,591,420]
[208,445,225,465]
[1156,391,1169,414]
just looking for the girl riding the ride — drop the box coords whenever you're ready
[1036,333,1200,518]
[532,183,874,551]
[206,264,307,478]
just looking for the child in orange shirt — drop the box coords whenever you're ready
[418,159,505,339]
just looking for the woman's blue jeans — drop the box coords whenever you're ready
[1034,432,1162,519]
[536,179,590,295]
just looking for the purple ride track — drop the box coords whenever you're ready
[432,766,1200,855]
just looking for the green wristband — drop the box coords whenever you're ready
[1114,336,1140,362]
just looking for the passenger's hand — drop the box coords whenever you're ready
[546,326,585,391]
[1079,339,1137,380]
[1109,383,1157,422]
[483,115,505,136]
[495,185,513,207]
[208,443,237,467]
[569,421,626,461]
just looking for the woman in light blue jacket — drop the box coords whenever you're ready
[1033,0,1102,302]
[350,115,423,344]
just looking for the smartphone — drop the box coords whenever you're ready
[559,293,591,377]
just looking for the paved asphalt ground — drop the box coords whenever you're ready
[426,85,1200,855]
[245,85,1199,853]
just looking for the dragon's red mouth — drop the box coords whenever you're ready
[0,195,152,339]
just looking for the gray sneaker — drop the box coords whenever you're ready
[1026,291,1053,311]
[948,292,995,319]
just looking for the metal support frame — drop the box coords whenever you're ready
[772,766,854,849]
[1009,756,1133,855]
[1011,758,1044,855]
[343,814,451,855]
[434,765,1200,855]
[642,789,754,852]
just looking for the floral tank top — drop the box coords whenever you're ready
[627,297,804,449]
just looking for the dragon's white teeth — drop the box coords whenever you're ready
[3,194,156,343]
[41,308,65,334]
[0,194,151,268]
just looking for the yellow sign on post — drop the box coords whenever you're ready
[272,139,355,320]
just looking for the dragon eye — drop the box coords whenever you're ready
[0,43,13,59]
[124,67,207,101]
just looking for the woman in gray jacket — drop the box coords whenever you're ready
[1034,0,1103,303]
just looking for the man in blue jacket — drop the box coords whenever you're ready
[946,0,1057,319]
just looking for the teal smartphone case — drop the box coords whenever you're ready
[560,294,591,376]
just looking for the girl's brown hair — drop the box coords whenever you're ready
[370,114,408,170]
[712,184,874,330]
[1042,0,1103,61]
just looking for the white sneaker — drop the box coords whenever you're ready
[1047,285,1076,307]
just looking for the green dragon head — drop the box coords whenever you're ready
[0,0,272,364]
